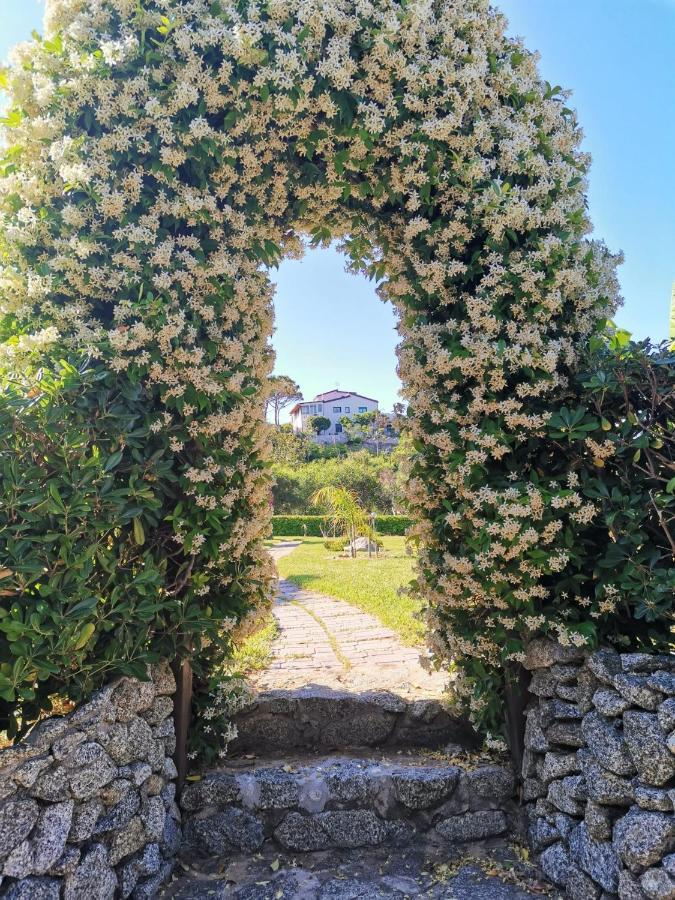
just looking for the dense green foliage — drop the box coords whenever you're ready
[324,537,348,551]
[362,515,412,536]
[456,336,675,728]
[269,426,350,466]
[0,362,219,735]
[272,516,325,536]
[272,514,413,536]
[0,0,632,750]
[308,415,331,435]
[555,338,674,643]
[271,447,406,514]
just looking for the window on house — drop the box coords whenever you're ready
[358,406,367,413]
[333,406,341,413]
[317,404,322,411]
[344,406,350,413]
[335,423,342,433]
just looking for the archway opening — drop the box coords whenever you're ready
[0,0,620,764]
[262,240,421,653]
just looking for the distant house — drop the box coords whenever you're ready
[289,390,379,442]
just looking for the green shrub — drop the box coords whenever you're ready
[272,516,325,537]
[549,337,674,647]
[0,362,163,734]
[453,336,675,729]
[272,515,412,537]
[371,515,413,536]
[271,448,406,515]
[324,538,348,552]
[0,359,265,738]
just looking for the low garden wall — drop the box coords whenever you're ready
[271,515,413,537]
[0,663,180,899]
[179,758,518,858]
[523,640,675,899]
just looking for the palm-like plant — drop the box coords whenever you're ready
[310,486,369,558]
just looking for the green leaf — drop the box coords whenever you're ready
[72,623,95,650]
[48,482,65,509]
[104,449,123,472]
[133,517,145,546]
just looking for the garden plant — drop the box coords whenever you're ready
[3,0,670,752]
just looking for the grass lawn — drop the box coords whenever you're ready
[275,536,423,645]
[228,615,279,674]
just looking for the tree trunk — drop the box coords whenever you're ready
[503,661,530,782]
[171,657,193,796]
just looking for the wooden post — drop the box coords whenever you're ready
[171,657,192,795]
[503,661,530,783]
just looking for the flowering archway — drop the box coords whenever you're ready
[0,0,619,745]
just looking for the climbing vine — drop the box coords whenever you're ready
[0,0,620,732]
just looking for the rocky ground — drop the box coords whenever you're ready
[162,838,558,899]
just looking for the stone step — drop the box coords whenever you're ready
[178,754,518,862]
[162,838,553,899]
[229,686,476,755]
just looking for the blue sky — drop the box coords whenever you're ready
[2,1,674,417]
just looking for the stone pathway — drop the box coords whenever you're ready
[268,540,303,563]
[254,576,447,699]
[161,543,560,899]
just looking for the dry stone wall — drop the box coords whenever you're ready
[523,641,675,900]
[0,663,180,899]
[230,687,476,755]
[179,757,518,858]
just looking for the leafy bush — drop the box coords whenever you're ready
[371,515,413,536]
[272,515,413,537]
[271,448,407,515]
[272,516,325,537]
[449,336,675,730]
[324,538,348,552]
[547,337,674,646]
[0,362,161,733]
[308,415,331,435]
[0,358,269,738]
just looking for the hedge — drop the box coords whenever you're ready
[272,515,413,537]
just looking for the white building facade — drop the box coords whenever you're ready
[289,390,379,442]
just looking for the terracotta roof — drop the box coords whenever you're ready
[288,391,379,417]
[312,390,352,402]
[312,390,379,403]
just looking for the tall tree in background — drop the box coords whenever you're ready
[265,376,302,426]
